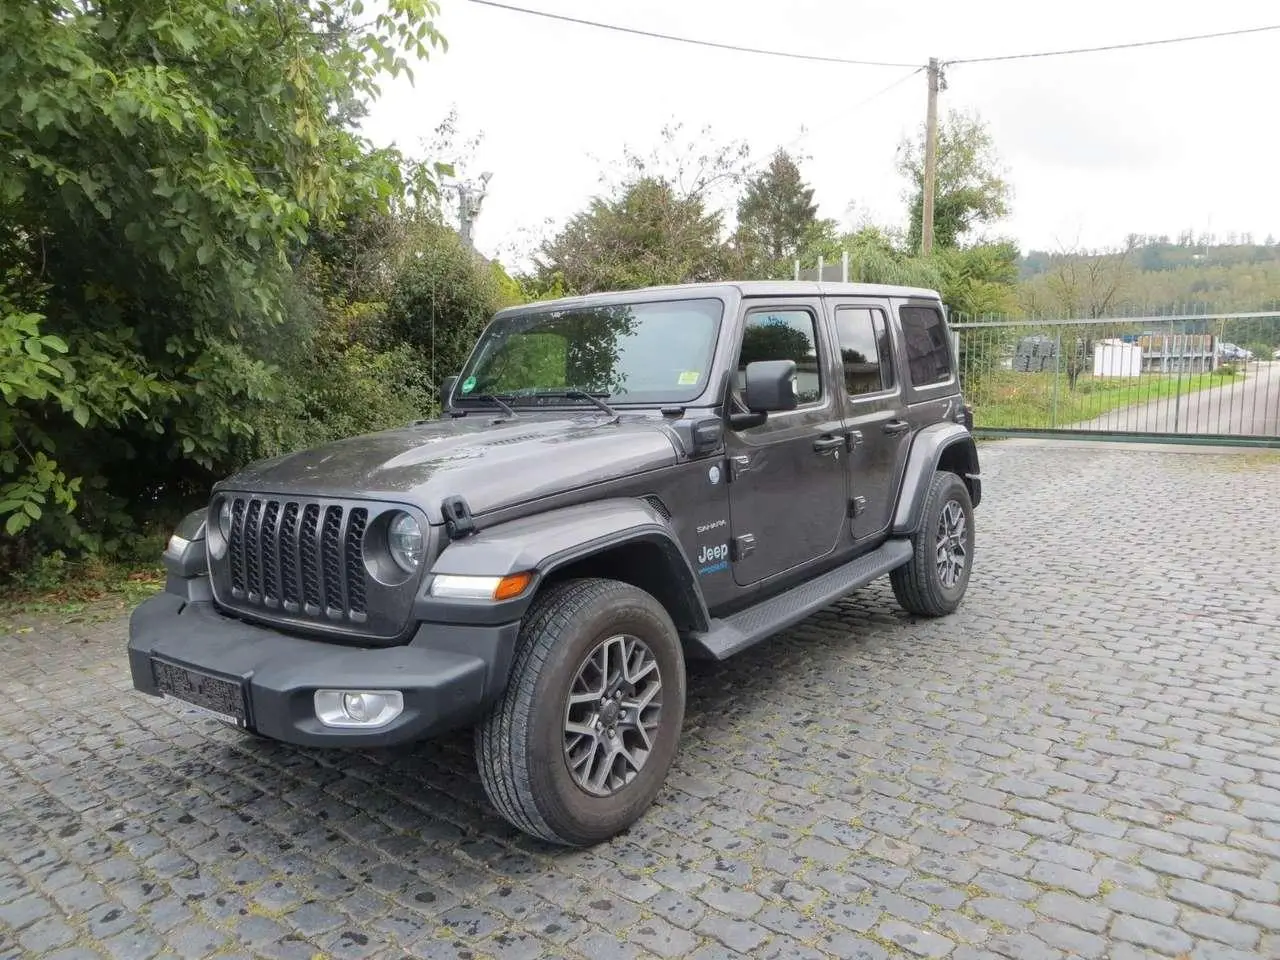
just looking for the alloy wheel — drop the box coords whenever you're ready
[934,499,968,589]
[562,634,664,797]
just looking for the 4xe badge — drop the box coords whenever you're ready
[697,542,729,576]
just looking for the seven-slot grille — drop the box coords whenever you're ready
[225,496,369,623]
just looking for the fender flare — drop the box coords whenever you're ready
[418,497,710,632]
[891,423,981,536]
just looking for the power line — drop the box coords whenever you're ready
[735,66,923,181]
[948,22,1280,65]
[461,0,920,68]
[462,1,1279,72]
[850,65,925,110]
[777,66,925,153]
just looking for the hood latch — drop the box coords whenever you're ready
[441,495,477,540]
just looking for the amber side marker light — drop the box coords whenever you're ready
[494,571,534,601]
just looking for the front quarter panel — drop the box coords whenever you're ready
[416,498,710,628]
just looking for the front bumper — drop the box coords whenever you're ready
[128,593,520,747]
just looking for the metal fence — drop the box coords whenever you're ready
[949,312,1280,445]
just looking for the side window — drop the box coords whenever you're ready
[835,306,894,396]
[737,308,822,405]
[899,305,953,386]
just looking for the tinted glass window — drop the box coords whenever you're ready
[899,305,952,386]
[456,298,722,405]
[738,309,822,404]
[835,306,894,395]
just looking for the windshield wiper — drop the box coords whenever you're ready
[565,390,618,418]
[472,393,518,418]
[527,389,620,420]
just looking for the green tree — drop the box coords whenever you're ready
[530,122,754,294]
[383,221,522,385]
[797,224,945,290]
[898,110,1011,252]
[614,122,752,211]
[535,177,728,294]
[935,241,1021,391]
[0,0,445,564]
[935,241,1020,320]
[735,150,820,273]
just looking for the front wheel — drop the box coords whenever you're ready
[891,470,975,617]
[475,578,686,846]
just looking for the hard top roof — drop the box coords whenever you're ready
[494,280,942,316]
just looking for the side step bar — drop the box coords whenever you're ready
[686,539,913,660]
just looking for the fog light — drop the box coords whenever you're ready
[314,689,404,728]
[343,693,371,721]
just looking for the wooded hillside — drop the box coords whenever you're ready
[1018,241,1280,316]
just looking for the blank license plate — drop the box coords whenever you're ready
[151,659,247,727]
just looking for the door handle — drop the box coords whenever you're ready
[883,419,910,436]
[813,435,844,452]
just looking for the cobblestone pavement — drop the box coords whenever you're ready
[3,443,1280,960]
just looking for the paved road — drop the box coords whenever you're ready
[4,443,1280,960]
[1069,360,1280,436]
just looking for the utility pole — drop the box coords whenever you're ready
[450,172,493,251]
[456,182,475,249]
[921,57,940,256]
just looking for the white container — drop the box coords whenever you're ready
[1093,339,1143,378]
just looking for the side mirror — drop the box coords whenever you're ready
[440,375,458,413]
[730,360,798,430]
[744,360,798,413]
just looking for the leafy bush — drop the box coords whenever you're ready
[384,222,523,386]
[290,342,437,448]
[0,0,447,579]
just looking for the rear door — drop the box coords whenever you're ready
[828,297,911,541]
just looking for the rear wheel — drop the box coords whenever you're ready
[475,578,686,846]
[891,470,974,617]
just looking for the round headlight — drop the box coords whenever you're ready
[218,499,233,538]
[388,512,424,573]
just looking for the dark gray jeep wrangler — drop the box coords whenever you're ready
[129,281,981,846]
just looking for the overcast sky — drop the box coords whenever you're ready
[358,0,1280,270]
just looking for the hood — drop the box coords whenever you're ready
[218,412,681,523]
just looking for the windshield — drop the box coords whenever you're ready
[454,297,723,406]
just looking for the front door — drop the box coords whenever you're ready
[725,300,849,587]
[831,300,911,541]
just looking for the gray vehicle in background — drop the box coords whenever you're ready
[129,281,982,846]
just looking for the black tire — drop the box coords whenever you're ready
[474,578,686,846]
[891,470,974,617]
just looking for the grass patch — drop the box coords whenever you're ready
[968,369,1228,429]
[0,552,164,619]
